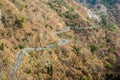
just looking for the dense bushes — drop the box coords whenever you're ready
[15,16,26,27]
[90,45,98,53]
[100,13,118,32]
[109,24,118,32]
[64,11,79,19]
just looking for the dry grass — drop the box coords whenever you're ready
[0,0,120,80]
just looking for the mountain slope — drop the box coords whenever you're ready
[0,0,120,80]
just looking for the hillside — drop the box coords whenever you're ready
[0,0,120,80]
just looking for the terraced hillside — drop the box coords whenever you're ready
[0,0,120,80]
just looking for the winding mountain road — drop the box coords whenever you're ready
[11,13,99,80]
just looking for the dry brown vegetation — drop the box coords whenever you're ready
[0,0,120,80]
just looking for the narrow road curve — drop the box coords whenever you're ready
[10,27,70,80]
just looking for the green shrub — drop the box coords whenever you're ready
[3,58,8,66]
[0,43,4,50]
[64,10,79,19]
[18,3,26,10]
[48,2,56,9]
[105,63,112,69]
[24,68,32,74]
[18,44,26,49]
[16,16,26,27]
[48,0,66,9]
[106,38,111,43]
[57,33,64,37]
[100,13,118,32]
[14,46,19,49]
[109,48,115,53]
[109,24,118,32]
[74,37,79,44]
[53,0,65,6]
[69,6,75,12]
[73,46,81,56]
[52,41,59,47]
[81,76,88,80]
[91,45,98,53]
[65,34,72,39]
[47,65,53,76]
